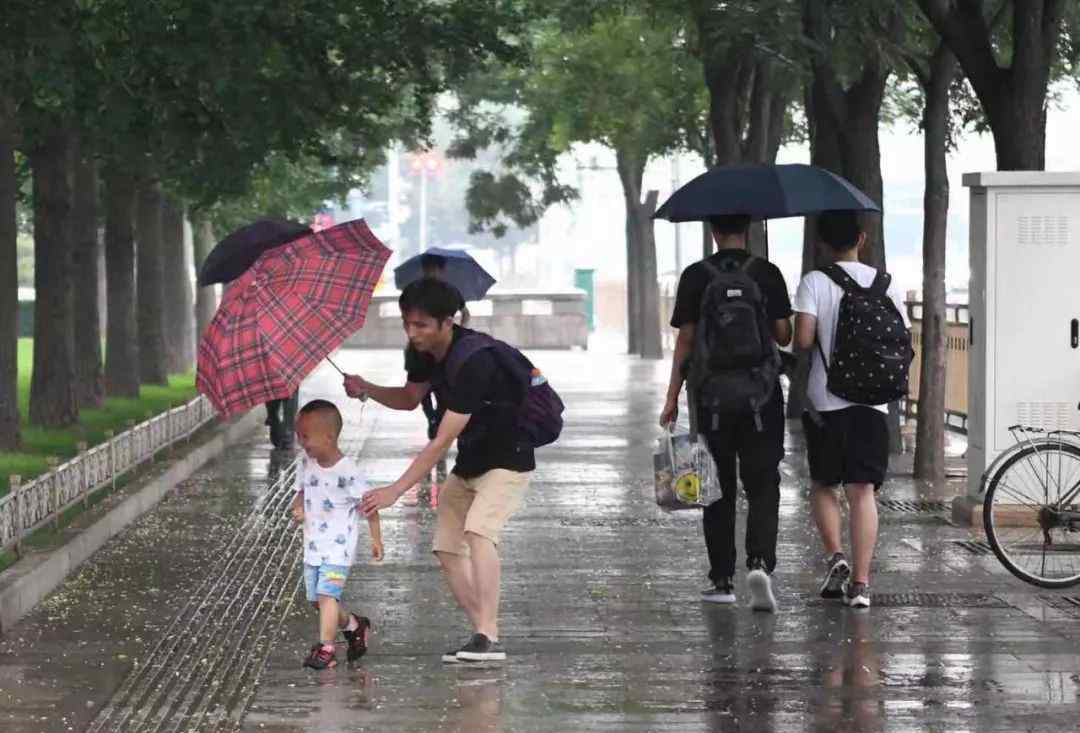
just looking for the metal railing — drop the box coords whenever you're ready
[0,396,216,558]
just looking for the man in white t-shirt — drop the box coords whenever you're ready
[793,211,910,610]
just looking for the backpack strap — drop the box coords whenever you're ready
[443,331,530,406]
[868,270,892,296]
[442,330,494,389]
[820,263,862,293]
[821,263,893,297]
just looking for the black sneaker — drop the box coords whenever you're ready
[456,633,506,662]
[701,577,736,604]
[819,552,850,599]
[843,581,871,609]
[342,615,371,662]
[442,637,470,664]
[303,644,337,670]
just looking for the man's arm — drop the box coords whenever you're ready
[794,313,818,351]
[343,374,428,411]
[660,323,695,427]
[771,318,793,347]
[360,410,471,515]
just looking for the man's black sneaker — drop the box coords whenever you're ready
[342,614,371,662]
[820,552,851,599]
[442,637,471,664]
[701,577,736,604]
[456,633,506,662]
[303,644,337,670]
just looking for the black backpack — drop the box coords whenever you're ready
[817,264,914,405]
[689,256,780,431]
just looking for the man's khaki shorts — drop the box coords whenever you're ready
[432,469,530,556]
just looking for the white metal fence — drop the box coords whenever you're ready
[0,396,216,557]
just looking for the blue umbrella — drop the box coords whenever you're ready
[654,164,881,223]
[393,247,496,302]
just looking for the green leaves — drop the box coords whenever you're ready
[453,4,706,234]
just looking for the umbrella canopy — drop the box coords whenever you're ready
[196,219,390,417]
[393,247,496,302]
[654,164,881,223]
[197,218,312,286]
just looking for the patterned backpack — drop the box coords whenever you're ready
[817,264,914,405]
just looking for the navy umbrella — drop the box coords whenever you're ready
[393,247,496,302]
[198,218,312,286]
[654,164,881,223]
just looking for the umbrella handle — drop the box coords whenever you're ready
[328,355,368,401]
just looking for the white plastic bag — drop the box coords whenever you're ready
[653,429,718,511]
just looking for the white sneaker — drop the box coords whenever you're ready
[747,568,778,613]
[701,580,736,604]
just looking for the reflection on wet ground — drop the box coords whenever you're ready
[3,350,1080,732]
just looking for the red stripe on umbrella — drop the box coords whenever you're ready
[197,219,391,417]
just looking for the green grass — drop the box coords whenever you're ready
[0,339,198,495]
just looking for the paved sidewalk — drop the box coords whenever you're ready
[3,350,1080,732]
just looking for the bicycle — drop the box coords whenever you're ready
[982,424,1080,588]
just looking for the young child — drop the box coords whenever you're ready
[290,399,383,670]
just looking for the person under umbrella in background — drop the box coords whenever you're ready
[653,162,882,613]
[198,218,313,450]
[660,214,792,613]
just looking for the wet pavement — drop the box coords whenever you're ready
[3,349,1080,732]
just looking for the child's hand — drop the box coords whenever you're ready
[291,503,305,523]
[371,540,384,562]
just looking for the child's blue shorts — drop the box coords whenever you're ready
[304,563,350,603]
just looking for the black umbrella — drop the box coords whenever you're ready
[197,218,312,286]
[654,164,881,223]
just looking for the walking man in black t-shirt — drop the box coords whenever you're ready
[345,279,533,663]
[660,214,793,612]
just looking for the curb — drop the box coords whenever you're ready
[0,410,262,633]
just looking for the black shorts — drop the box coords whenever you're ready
[801,406,889,489]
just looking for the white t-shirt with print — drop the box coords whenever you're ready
[293,455,368,567]
[793,261,911,414]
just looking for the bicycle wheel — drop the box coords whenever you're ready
[984,440,1080,588]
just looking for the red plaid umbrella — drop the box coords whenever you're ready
[197,219,391,416]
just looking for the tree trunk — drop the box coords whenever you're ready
[71,136,104,408]
[618,149,648,356]
[625,208,641,354]
[29,131,79,427]
[0,140,20,448]
[191,214,218,341]
[913,47,957,483]
[161,198,194,373]
[104,166,140,396]
[636,190,663,359]
[136,182,168,384]
[917,0,1062,171]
